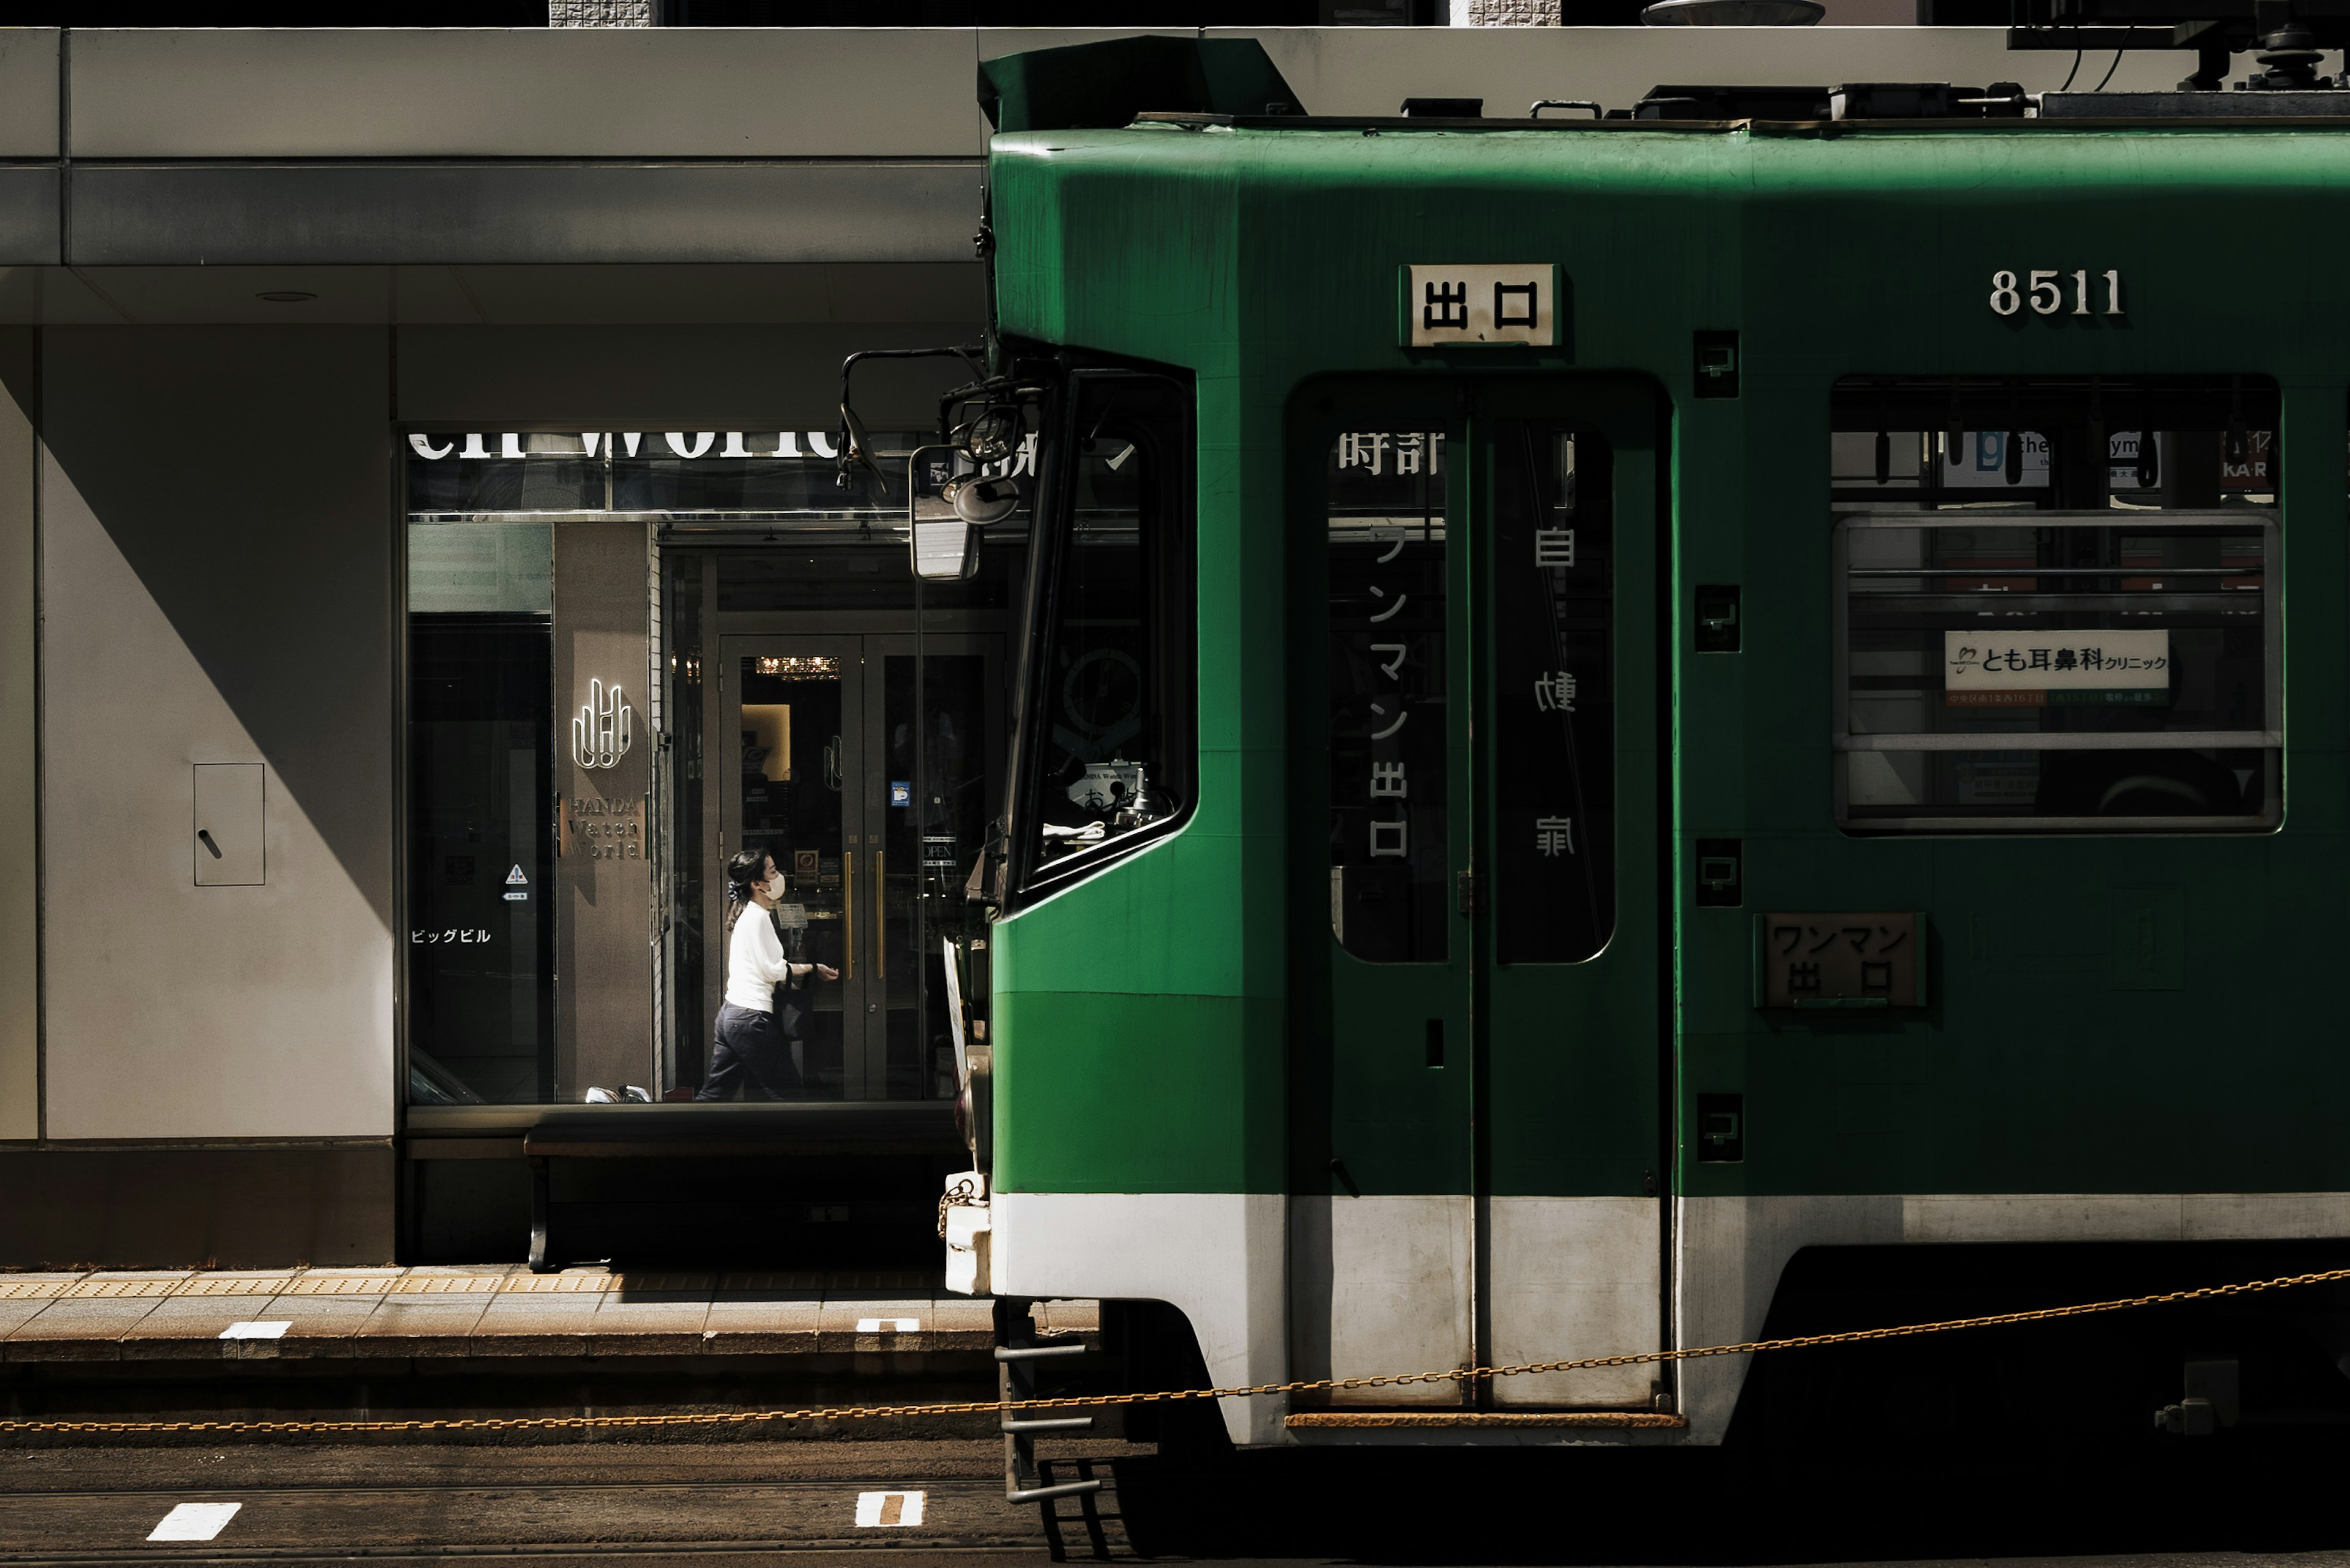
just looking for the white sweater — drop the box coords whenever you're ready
[725,906,805,1012]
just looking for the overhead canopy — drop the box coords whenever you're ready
[979,35,1304,132]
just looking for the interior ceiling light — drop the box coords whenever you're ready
[754,656,839,678]
[256,291,318,304]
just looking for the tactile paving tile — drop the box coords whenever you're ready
[278,1275,406,1296]
[0,1279,84,1302]
[385,1275,506,1296]
[493,1273,613,1294]
[61,1279,184,1299]
[170,1277,297,1297]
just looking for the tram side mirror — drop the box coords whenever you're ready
[912,518,980,581]
[838,401,886,489]
[909,444,985,581]
[947,475,1021,525]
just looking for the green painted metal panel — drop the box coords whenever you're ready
[991,988,1285,1194]
[987,120,2350,1205]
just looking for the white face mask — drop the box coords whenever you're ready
[763,873,788,902]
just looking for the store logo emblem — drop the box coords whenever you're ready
[572,679,633,771]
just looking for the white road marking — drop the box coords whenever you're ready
[149,1503,241,1542]
[218,1321,291,1340]
[856,1317,919,1332]
[854,1491,925,1527]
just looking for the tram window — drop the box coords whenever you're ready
[1014,371,1195,892]
[1492,424,1614,963]
[1830,376,2280,833]
[1328,427,1449,962]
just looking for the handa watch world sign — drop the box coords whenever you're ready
[572,679,633,770]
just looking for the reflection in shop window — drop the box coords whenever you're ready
[1830,376,2280,833]
[884,652,992,1100]
[734,654,850,1101]
[1016,373,1196,893]
[406,520,556,1105]
[407,423,1030,1107]
[662,553,706,1107]
[1326,427,1449,963]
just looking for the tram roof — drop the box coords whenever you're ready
[983,111,2350,378]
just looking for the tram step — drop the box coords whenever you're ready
[994,1342,1088,1362]
[1286,1410,1688,1429]
[1007,1477,1107,1505]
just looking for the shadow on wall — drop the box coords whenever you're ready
[0,1146,397,1269]
[11,327,396,925]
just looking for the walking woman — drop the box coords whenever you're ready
[697,848,837,1101]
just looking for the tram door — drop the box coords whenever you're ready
[1304,379,1662,1408]
[717,634,1001,1100]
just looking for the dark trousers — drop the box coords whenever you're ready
[696,1002,804,1101]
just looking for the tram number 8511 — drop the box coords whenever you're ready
[1990,269,2125,318]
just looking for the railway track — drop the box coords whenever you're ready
[0,1479,1068,1562]
[0,1443,1122,1565]
[7,1433,2350,1566]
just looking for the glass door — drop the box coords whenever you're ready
[1302,379,1662,1409]
[719,638,864,1099]
[867,637,1004,1102]
[714,633,1004,1102]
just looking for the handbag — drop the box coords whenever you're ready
[770,980,804,1040]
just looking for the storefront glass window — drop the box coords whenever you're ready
[406,428,1028,1110]
[406,523,556,1105]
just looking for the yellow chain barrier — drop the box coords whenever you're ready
[4,1263,2346,1438]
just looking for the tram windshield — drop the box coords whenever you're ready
[1829,376,2280,833]
[1010,368,1196,897]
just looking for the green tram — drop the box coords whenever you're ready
[887,36,2350,1461]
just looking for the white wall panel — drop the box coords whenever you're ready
[68,28,981,160]
[40,328,394,1140]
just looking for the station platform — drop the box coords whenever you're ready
[0,1266,1093,1365]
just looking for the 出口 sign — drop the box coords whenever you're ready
[1944,629,2169,708]
[1403,264,1561,348]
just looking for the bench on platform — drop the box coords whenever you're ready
[520,1105,962,1272]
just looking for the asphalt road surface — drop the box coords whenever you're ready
[2,1436,2349,1567]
